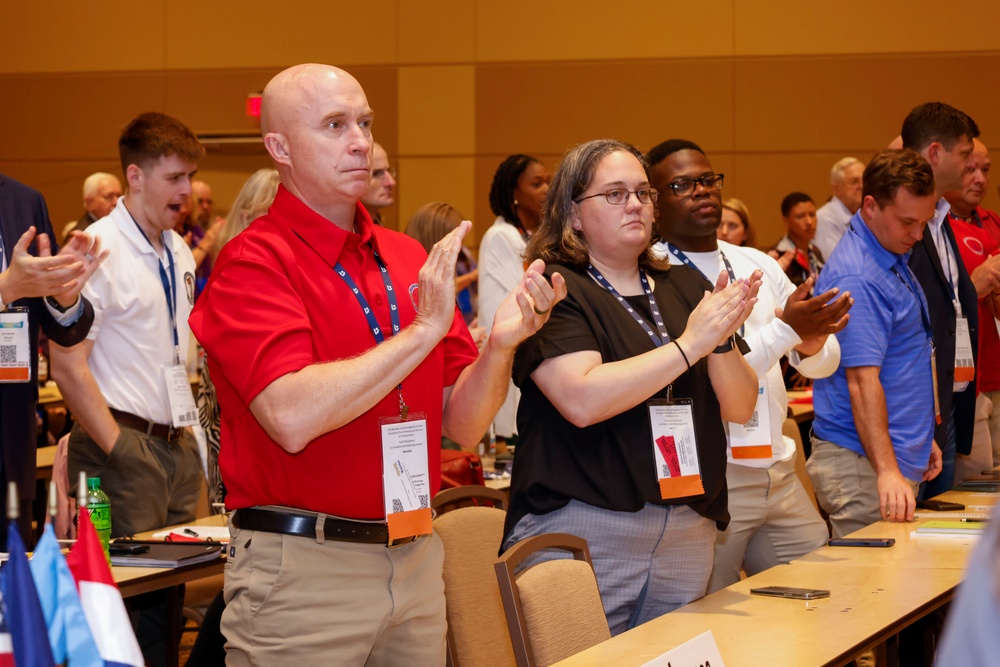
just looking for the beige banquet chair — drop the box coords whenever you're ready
[782,417,820,512]
[494,533,610,667]
[433,485,515,667]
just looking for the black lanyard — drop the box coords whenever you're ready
[126,206,180,364]
[665,243,744,337]
[932,222,961,311]
[587,264,670,347]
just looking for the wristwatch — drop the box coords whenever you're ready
[713,334,736,354]
[45,295,70,313]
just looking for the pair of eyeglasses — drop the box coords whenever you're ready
[575,188,658,206]
[371,167,397,181]
[665,174,724,197]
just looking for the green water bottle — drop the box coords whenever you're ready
[86,477,112,566]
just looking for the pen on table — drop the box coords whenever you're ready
[184,528,199,537]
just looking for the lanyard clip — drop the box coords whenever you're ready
[398,386,408,420]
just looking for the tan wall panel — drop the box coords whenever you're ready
[164,1,398,69]
[0,73,167,162]
[476,61,735,158]
[166,70,277,133]
[0,5,167,73]
[398,0,476,64]
[397,157,476,236]
[734,0,1000,56]
[734,54,1000,154]
[398,66,475,155]
[475,1,734,61]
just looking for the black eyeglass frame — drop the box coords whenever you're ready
[665,174,725,197]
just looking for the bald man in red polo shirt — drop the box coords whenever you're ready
[189,64,566,666]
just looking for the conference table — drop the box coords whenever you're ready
[555,488,995,667]
[113,514,228,667]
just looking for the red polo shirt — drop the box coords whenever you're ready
[950,214,1000,393]
[189,186,478,518]
[976,206,1000,247]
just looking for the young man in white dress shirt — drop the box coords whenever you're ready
[648,139,853,590]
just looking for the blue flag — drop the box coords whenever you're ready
[29,524,102,666]
[0,521,55,667]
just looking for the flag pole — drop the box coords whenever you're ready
[6,481,17,521]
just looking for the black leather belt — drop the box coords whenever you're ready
[233,507,419,547]
[110,408,183,442]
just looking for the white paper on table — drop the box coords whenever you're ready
[640,630,726,667]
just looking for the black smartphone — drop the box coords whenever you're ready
[750,586,830,600]
[828,537,895,547]
[108,543,150,556]
[916,499,965,511]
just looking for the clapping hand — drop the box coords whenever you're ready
[0,226,107,306]
[677,269,761,359]
[776,276,853,356]
[488,258,567,352]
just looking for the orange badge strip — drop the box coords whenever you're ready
[387,507,433,541]
[0,368,29,381]
[731,445,774,459]
[659,475,705,500]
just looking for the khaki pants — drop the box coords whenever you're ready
[709,458,829,592]
[955,393,995,483]
[807,437,919,539]
[68,422,202,537]
[222,519,447,666]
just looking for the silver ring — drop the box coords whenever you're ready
[84,252,95,261]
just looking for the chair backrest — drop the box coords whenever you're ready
[782,417,819,512]
[494,533,611,667]
[433,484,508,513]
[435,503,515,667]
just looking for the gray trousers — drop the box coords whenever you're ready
[503,500,716,636]
[68,422,202,537]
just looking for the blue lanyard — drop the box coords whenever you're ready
[291,228,410,416]
[333,252,401,343]
[332,250,411,418]
[889,264,934,341]
[587,264,670,347]
[665,243,744,337]
[126,207,180,363]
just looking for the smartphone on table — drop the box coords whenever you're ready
[827,537,895,547]
[749,586,830,600]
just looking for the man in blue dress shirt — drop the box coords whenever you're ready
[809,149,943,537]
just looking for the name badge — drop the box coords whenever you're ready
[0,309,31,383]
[954,317,975,384]
[163,364,198,427]
[728,381,773,459]
[380,414,433,541]
[930,344,941,425]
[648,398,704,500]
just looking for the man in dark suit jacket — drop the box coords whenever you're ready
[0,173,106,550]
[902,103,981,499]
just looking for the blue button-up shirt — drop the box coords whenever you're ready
[813,212,935,481]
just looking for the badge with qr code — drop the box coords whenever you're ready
[0,308,31,383]
[729,381,773,459]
